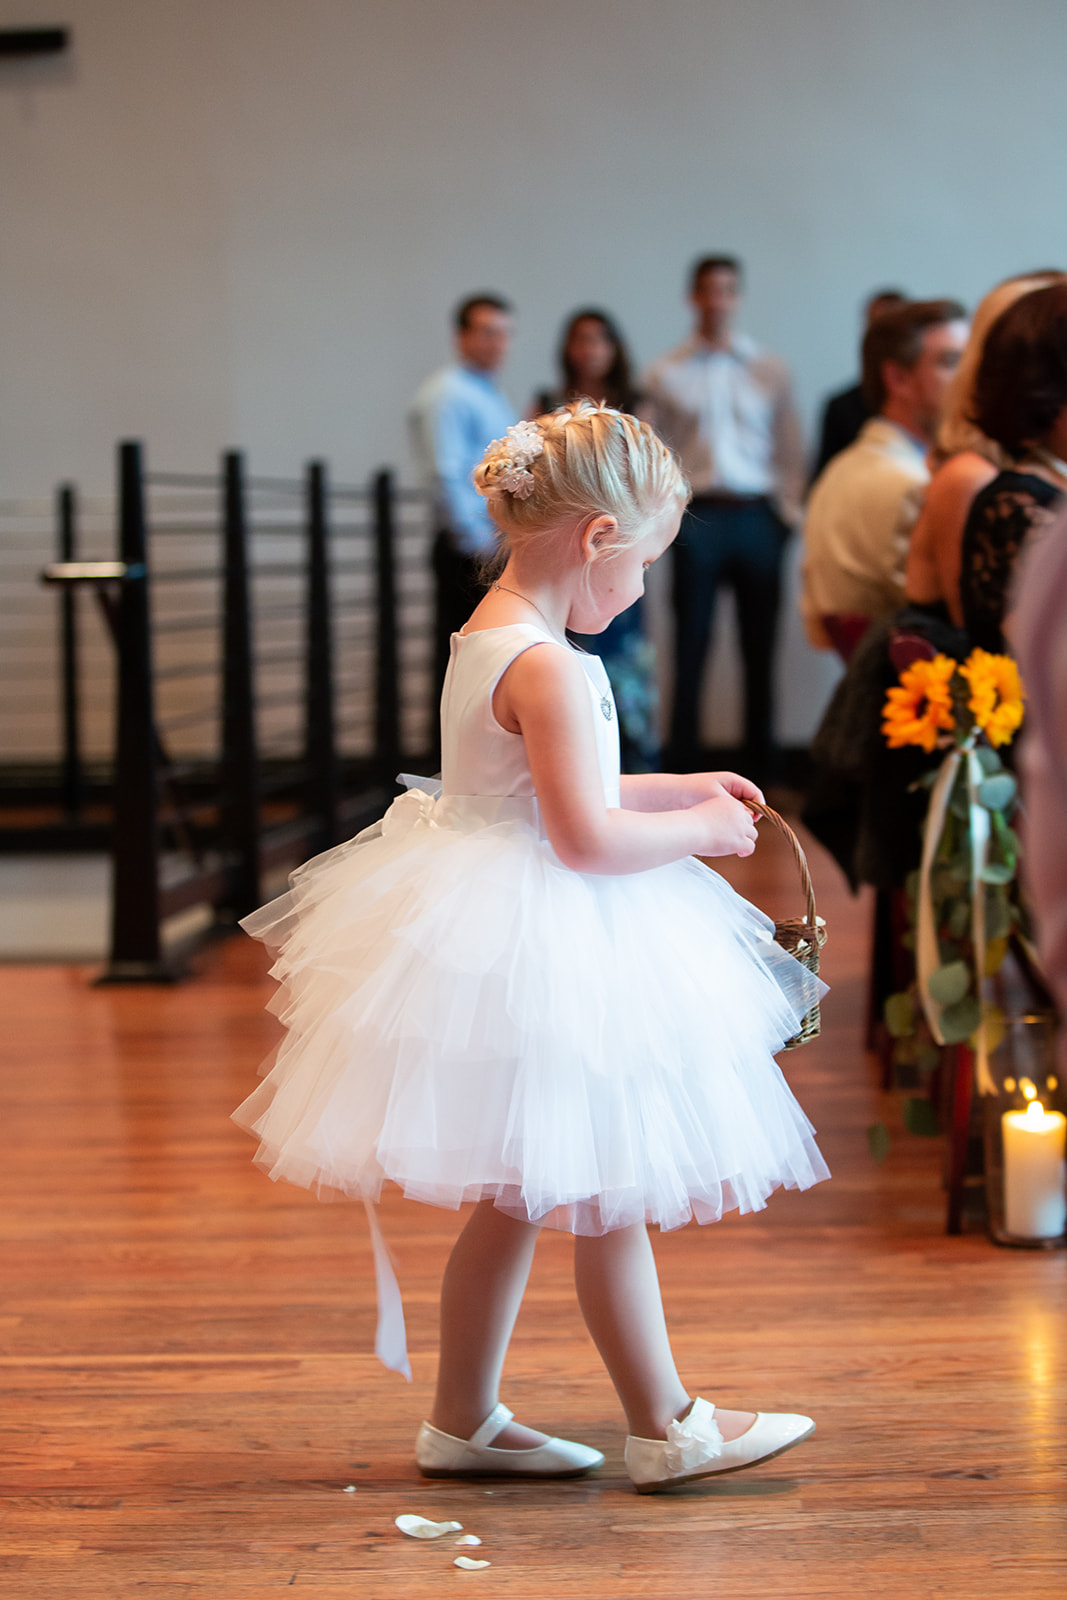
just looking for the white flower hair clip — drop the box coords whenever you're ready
[483,419,544,500]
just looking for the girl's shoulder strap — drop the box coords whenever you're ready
[450,623,575,715]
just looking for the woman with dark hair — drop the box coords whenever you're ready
[960,281,1067,651]
[904,272,1062,622]
[533,307,643,416]
[533,310,660,769]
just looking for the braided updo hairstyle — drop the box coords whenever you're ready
[473,400,688,561]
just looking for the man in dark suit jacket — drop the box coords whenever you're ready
[810,289,908,483]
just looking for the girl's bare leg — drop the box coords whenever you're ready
[574,1223,756,1441]
[430,1199,547,1449]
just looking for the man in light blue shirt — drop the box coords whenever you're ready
[410,294,516,704]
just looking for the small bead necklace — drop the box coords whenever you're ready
[492,580,569,645]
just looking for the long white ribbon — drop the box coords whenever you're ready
[363,1199,412,1382]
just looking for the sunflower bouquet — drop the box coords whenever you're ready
[879,648,1027,1133]
[882,648,1024,756]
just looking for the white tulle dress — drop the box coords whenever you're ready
[234,624,829,1367]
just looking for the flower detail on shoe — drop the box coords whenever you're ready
[662,1398,724,1475]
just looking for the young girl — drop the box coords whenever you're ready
[234,402,829,1493]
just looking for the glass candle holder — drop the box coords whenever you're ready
[983,1014,1066,1249]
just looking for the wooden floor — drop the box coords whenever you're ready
[1,823,1065,1599]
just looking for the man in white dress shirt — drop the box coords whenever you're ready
[801,299,968,661]
[645,256,805,781]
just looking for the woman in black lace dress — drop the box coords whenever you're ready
[962,282,1067,651]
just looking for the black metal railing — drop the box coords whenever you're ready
[32,440,432,979]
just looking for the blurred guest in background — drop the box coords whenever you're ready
[532,307,643,415]
[905,272,1063,624]
[959,280,1067,651]
[410,293,516,705]
[533,308,659,769]
[801,299,967,661]
[809,287,908,481]
[645,255,805,784]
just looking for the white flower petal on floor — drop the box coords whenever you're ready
[454,1556,492,1569]
[395,1513,464,1539]
[454,1534,482,1545]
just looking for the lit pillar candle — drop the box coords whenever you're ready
[1002,1101,1067,1240]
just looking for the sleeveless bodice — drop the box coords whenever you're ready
[441,624,621,807]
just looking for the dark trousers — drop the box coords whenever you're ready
[669,496,789,777]
[432,528,487,711]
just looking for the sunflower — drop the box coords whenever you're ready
[882,654,957,751]
[960,648,1025,747]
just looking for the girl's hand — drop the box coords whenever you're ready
[690,791,760,858]
[705,770,765,808]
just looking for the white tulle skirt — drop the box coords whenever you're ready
[234,788,830,1236]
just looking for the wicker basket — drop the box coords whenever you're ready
[700,801,825,1050]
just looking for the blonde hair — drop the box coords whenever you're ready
[936,272,1064,464]
[473,400,688,557]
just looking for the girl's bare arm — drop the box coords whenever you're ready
[495,646,758,875]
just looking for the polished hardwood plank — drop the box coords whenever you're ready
[1,822,1065,1598]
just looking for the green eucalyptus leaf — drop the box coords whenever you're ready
[867,1122,891,1164]
[927,960,971,1006]
[980,861,1015,885]
[978,773,1017,811]
[975,745,1002,776]
[884,991,915,1039]
[939,994,982,1043]
[903,1097,942,1138]
[992,815,1020,855]
[947,898,972,939]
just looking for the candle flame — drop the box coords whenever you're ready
[1025,1099,1047,1123]
[1020,1078,1038,1101]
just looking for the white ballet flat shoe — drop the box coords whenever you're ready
[415,1402,605,1480]
[625,1398,815,1493]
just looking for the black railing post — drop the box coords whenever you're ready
[101,441,169,980]
[373,469,401,779]
[304,460,339,850]
[218,450,261,919]
[56,482,84,822]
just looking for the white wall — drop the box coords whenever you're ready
[3,0,1066,752]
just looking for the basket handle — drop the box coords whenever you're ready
[748,801,819,932]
